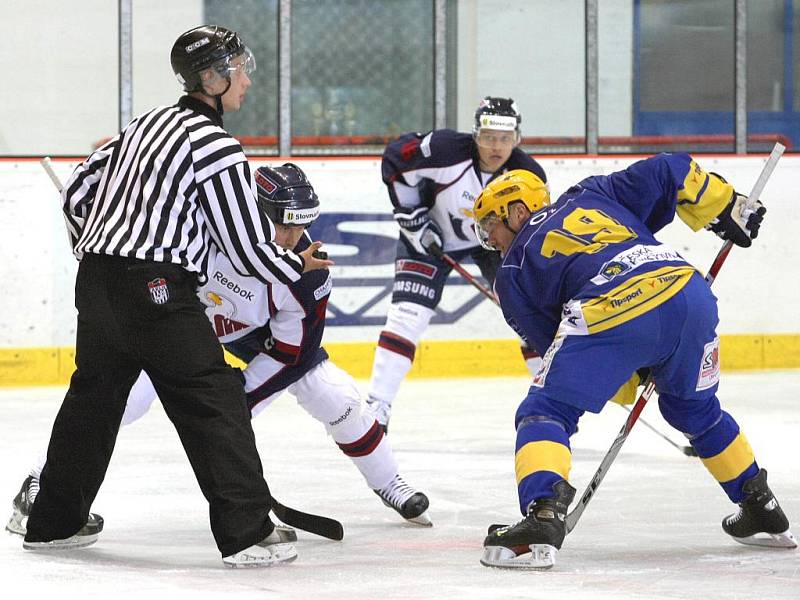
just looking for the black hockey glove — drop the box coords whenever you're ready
[705,191,766,248]
[394,206,444,256]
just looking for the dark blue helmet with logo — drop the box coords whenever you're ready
[254,163,320,226]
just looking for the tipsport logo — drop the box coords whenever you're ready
[308,212,493,327]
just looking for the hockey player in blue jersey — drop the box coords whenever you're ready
[7,164,431,553]
[367,97,548,429]
[472,157,795,569]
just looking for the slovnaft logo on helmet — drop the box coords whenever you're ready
[479,115,517,131]
[284,207,320,225]
[186,37,210,53]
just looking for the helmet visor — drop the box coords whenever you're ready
[474,129,519,150]
[211,46,257,80]
[475,212,501,251]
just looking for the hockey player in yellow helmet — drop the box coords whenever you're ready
[473,170,550,254]
[475,153,793,571]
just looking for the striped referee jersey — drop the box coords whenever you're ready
[61,96,303,285]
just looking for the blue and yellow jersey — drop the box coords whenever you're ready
[495,153,733,354]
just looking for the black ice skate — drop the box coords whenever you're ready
[481,480,576,570]
[222,525,298,568]
[7,475,104,538]
[374,474,432,526]
[722,469,797,549]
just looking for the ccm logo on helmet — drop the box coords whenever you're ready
[186,37,211,53]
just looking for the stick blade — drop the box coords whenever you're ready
[272,499,344,541]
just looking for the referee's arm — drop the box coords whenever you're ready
[61,137,119,255]
[198,160,305,285]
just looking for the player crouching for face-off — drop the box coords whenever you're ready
[473,158,795,570]
[6,164,431,560]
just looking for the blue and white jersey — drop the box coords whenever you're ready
[382,129,547,253]
[495,153,734,355]
[200,233,331,408]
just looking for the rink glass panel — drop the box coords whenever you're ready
[205,0,280,154]
[289,0,435,155]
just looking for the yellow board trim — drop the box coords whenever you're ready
[1,334,800,387]
[700,432,755,483]
[515,440,572,484]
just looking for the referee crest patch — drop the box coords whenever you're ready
[147,278,169,305]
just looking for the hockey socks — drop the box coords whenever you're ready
[515,416,572,514]
[689,411,758,503]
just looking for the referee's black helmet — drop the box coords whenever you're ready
[170,25,253,92]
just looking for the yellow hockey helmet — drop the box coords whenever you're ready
[473,170,550,249]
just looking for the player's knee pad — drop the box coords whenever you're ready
[377,301,435,360]
[293,361,369,440]
[384,301,434,343]
[657,391,722,436]
[515,393,582,437]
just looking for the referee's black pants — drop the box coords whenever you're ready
[25,253,274,557]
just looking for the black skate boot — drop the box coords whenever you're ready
[7,475,104,537]
[374,474,432,526]
[481,480,576,569]
[722,469,796,549]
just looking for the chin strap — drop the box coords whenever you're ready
[503,218,519,236]
[197,77,232,119]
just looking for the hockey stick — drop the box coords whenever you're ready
[40,156,346,541]
[564,142,785,535]
[431,237,695,456]
[41,156,64,192]
[428,242,500,305]
[272,498,344,541]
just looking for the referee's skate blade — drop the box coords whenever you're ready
[480,544,557,570]
[222,542,298,568]
[730,528,797,549]
[23,533,98,551]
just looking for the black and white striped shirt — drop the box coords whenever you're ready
[62,96,303,285]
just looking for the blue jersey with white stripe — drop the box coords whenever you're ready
[495,153,734,355]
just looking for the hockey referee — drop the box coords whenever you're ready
[23,25,331,567]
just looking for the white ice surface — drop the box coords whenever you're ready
[1,372,799,600]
